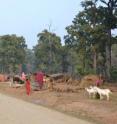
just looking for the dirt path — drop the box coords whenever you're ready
[0,93,95,124]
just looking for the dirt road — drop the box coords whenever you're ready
[0,93,95,124]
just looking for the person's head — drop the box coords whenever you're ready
[26,78,29,81]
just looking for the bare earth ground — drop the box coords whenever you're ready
[0,93,94,124]
[0,82,117,124]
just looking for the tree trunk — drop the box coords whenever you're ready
[92,3,97,74]
[82,55,86,74]
[105,29,111,80]
[105,44,110,80]
[93,51,97,74]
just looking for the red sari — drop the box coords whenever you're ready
[35,72,44,89]
[26,79,31,95]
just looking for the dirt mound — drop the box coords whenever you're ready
[44,73,80,86]
[80,74,99,88]
[44,74,101,91]
[0,74,8,82]
[43,73,82,92]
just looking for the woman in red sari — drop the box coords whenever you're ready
[35,71,44,89]
[25,78,31,95]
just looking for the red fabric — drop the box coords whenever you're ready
[95,79,102,87]
[26,80,31,95]
[35,72,44,89]
[36,72,44,82]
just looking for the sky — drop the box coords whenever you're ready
[0,0,82,49]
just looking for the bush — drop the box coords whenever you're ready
[110,67,117,81]
[76,66,95,76]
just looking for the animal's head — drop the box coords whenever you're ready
[107,89,112,94]
[93,86,98,89]
[89,86,94,89]
[85,87,88,91]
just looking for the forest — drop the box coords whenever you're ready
[0,0,117,81]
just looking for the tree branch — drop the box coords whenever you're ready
[100,0,108,5]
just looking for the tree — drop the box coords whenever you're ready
[60,46,70,73]
[64,0,117,78]
[0,34,27,74]
[25,48,35,73]
[81,0,99,73]
[99,0,117,79]
[64,0,100,75]
[33,29,62,74]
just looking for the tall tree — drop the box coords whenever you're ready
[99,0,117,79]
[34,29,62,74]
[64,0,117,77]
[81,0,98,73]
[64,1,101,75]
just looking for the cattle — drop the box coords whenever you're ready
[13,76,24,84]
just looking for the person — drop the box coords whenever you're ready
[21,72,26,81]
[95,74,103,87]
[35,71,44,89]
[25,78,31,95]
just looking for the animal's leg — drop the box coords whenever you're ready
[107,95,109,101]
[93,93,96,98]
[100,94,103,100]
[9,81,12,87]
[89,93,91,98]
[92,93,95,98]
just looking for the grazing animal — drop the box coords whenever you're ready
[9,76,24,87]
[85,87,97,98]
[13,76,24,84]
[93,86,112,100]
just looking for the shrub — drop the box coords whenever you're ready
[110,67,117,81]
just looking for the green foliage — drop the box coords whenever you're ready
[64,0,117,78]
[100,0,117,29]
[60,46,69,73]
[25,49,35,73]
[0,34,27,73]
[76,66,84,75]
[33,29,62,73]
[110,67,117,81]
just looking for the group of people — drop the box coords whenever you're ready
[21,71,44,96]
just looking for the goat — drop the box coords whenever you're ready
[85,87,97,98]
[93,86,112,101]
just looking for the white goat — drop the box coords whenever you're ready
[85,87,97,98]
[93,86,112,101]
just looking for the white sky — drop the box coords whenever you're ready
[0,0,82,49]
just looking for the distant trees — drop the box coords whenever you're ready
[32,0,117,80]
[0,35,27,74]
[0,0,116,81]
[25,48,35,73]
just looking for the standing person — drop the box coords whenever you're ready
[95,74,103,87]
[25,78,31,95]
[21,72,26,81]
[36,71,44,89]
